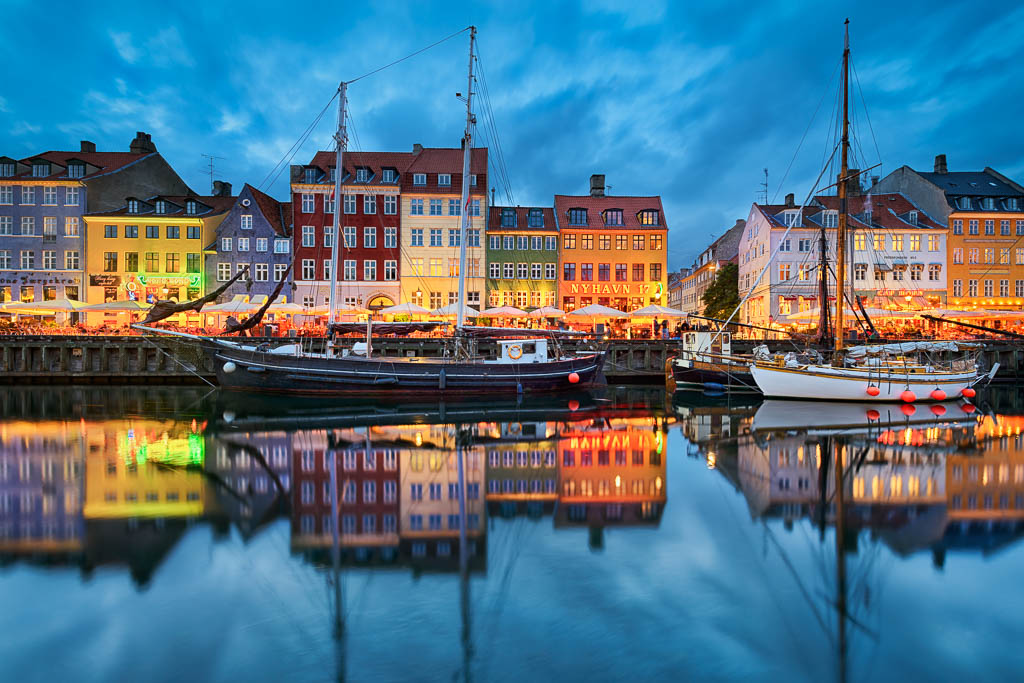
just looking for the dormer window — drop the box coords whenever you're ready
[568,208,588,226]
[1008,198,1020,211]
[638,210,660,226]
[528,209,544,228]
[356,167,370,183]
[32,162,49,178]
[304,168,317,184]
[982,197,995,210]
[127,199,140,214]
[0,162,13,177]
[413,173,426,186]
[908,210,918,225]
[500,208,517,227]
[822,210,838,228]
[329,168,336,183]
[67,163,85,179]
[155,200,167,214]
[186,200,197,215]
[603,209,624,226]
[438,173,451,187]
[471,174,478,187]
[959,197,972,210]
[382,168,397,183]
[783,210,800,227]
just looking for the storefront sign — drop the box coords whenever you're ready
[90,274,121,287]
[567,283,657,295]
[0,274,81,285]
[137,274,201,288]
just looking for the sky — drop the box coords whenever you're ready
[2,0,1023,270]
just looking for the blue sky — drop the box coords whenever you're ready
[2,0,1022,269]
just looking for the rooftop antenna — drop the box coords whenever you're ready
[761,168,769,204]
[201,154,225,194]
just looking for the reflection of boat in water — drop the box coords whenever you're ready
[751,399,979,434]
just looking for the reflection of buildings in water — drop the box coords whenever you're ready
[206,430,291,540]
[483,420,558,519]
[0,422,85,560]
[555,419,667,543]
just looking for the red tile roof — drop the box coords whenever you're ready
[7,151,153,181]
[407,147,487,175]
[487,206,557,231]
[553,195,667,230]
[814,193,944,230]
[304,150,417,185]
[245,184,291,237]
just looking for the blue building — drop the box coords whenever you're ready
[206,183,293,303]
[0,133,190,304]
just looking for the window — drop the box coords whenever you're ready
[632,263,644,281]
[969,219,979,235]
[968,279,978,297]
[122,252,137,271]
[103,252,117,272]
[438,173,451,187]
[984,279,993,297]
[383,226,397,249]
[503,262,514,279]
[1017,280,1024,297]
[650,263,662,281]
[985,219,995,235]
[301,259,315,280]
[344,260,356,280]
[104,224,117,239]
[430,199,443,216]
[429,291,442,308]
[952,279,962,297]
[985,248,995,264]
[545,236,557,251]
[853,263,866,281]
[343,195,356,214]
[967,247,978,264]
[65,250,80,270]
[274,239,289,253]
[411,228,424,246]
[0,186,11,204]
[1018,220,1024,236]
[447,198,461,216]
[448,229,460,247]
[952,219,962,235]
[382,194,397,215]
[384,259,397,280]
[568,208,587,225]
[579,234,593,250]
[410,257,424,275]
[925,264,939,281]
[604,209,623,226]
[410,198,424,215]
[165,253,179,272]
[145,225,159,239]
[364,260,376,280]
[256,237,268,252]
[66,186,80,205]
[363,226,377,249]
[323,192,335,214]
[41,187,57,205]
[909,264,922,281]
[891,234,903,251]
[1017,248,1024,265]
[239,214,253,230]
[649,234,663,250]
[145,252,159,272]
[413,173,426,186]
[186,253,201,273]
[802,264,815,281]
[237,237,249,252]
[471,199,482,217]
[489,262,500,278]
[0,250,11,268]
[615,263,627,281]
[516,262,529,279]
[1000,279,1009,297]
[1001,219,1011,236]
[303,168,318,184]
[301,194,314,213]
[0,162,13,177]
[42,250,56,269]
[908,234,920,251]
[1001,248,1011,265]
[429,228,442,247]
[563,263,576,281]
[822,211,837,228]
[274,263,287,281]
[296,225,313,248]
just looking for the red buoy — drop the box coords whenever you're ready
[568,399,580,412]
[930,389,947,401]
[568,372,580,384]
[931,404,946,416]
[900,390,916,403]
[866,385,880,397]
[962,402,976,413]
[961,387,976,399]
[866,409,880,420]
[901,403,916,417]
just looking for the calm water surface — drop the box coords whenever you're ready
[1,385,1023,682]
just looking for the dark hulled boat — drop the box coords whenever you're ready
[670,330,760,394]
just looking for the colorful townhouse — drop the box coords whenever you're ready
[676,219,745,315]
[485,206,558,309]
[291,151,411,310]
[399,145,488,310]
[873,155,1024,309]
[0,133,189,304]
[84,192,233,307]
[554,174,668,312]
[736,182,947,327]
[207,183,293,303]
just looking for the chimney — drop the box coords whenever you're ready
[129,131,157,154]
[784,192,795,208]
[80,140,96,153]
[213,180,232,197]
[934,154,948,174]
[845,168,862,196]
[412,143,423,154]
[590,174,605,197]
[734,218,745,228]
[870,175,880,188]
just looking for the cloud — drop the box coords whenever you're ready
[11,121,41,136]
[216,109,252,134]
[109,30,139,63]
[109,26,193,68]
[0,95,8,113]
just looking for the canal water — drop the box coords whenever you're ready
[1,385,1023,682]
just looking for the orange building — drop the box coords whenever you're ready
[554,175,668,312]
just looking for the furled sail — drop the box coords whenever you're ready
[140,266,250,324]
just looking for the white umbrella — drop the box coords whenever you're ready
[378,302,431,316]
[3,298,90,312]
[630,304,687,318]
[203,299,260,314]
[80,300,152,312]
[431,302,479,317]
[267,302,307,315]
[527,306,566,318]
[479,305,529,317]
[567,303,627,319]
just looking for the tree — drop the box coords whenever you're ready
[701,263,740,320]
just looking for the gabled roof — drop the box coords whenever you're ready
[86,194,235,218]
[406,147,487,175]
[553,195,667,230]
[243,184,291,237]
[487,205,557,231]
[301,150,417,186]
[813,193,945,230]
[7,151,152,181]
[916,170,1023,198]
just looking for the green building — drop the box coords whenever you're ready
[485,206,558,309]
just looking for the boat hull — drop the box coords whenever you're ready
[671,358,759,394]
[206,344,606,396]
[749,362,977,402]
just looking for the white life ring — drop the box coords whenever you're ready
[508,344,523,360]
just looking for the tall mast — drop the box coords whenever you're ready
[834,20,850,352]
[328,82,348,326]
[456,27,476,331]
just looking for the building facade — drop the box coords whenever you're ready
[677,219,744,315]
[485,206,558,309]
[554,175,668,313]
[873,157,1024,309]
[208,183,293,303]
[399,146,487,310]
[0,133,189,304]
[84,194,233,306]
[291,151,411,310]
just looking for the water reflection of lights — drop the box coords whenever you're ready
[707,451,717,469]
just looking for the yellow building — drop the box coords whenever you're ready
[84,194,232,306]
[398,147,488,309]
[947,415,1024,520]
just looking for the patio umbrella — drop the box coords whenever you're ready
[567,303,627,319]
[80,300,153,312]
[267,302,307,315]
[378,302,431,316]
[527,306,566,318]
[479,305,528,317]
[630,304,687,318]
[431,302,480,317]
[3,298,90,313]
[203,299,261,315]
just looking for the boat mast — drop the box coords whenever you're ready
[456,27,476,331]
[834,20,850,353]
[328,82,348,327]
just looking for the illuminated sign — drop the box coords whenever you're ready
[567,283,658,295]
[137,274,202,288]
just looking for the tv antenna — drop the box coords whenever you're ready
[760,168,769,204]
[201,154,226,194]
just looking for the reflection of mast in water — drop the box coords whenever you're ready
[456,422,473,683]
[329,448,345,682]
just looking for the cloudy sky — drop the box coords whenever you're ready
[2,0,1022,269]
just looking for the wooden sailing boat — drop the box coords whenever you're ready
[137,27,605,395]
[748,21,983,403]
